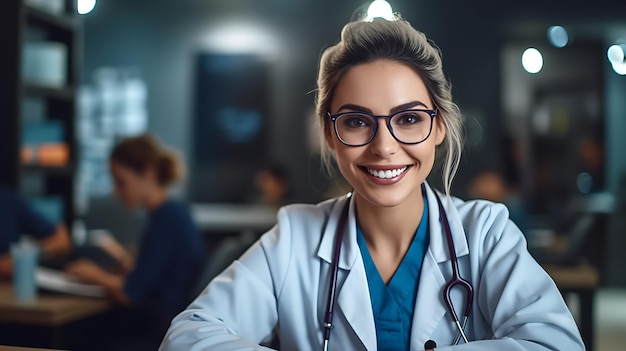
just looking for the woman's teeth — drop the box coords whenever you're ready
[367,167,408,179]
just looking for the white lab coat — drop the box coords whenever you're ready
[160,183,584,351]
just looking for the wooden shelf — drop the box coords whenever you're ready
[23,83,75,101]
[21,164,75,177]
[25,6,77,33]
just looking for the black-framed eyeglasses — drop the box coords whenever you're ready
[326,109,438,147]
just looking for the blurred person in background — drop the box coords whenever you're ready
[468,168,528,233]
[65,134,205,350]
[253,163,291,208]
[577,131,605,194]
[0,186,71,278]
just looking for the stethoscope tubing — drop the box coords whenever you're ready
[322,197,351,351]
[434,193,474,344]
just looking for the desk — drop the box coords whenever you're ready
[191,203,277,232]
[0,282,111,349]
[543,263,599,351]
[0,282,110,326]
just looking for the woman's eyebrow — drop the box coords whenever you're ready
[390,101,428,113]
[336,104,371,114]
[336,101,428,114]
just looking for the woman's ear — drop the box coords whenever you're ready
[141,165,158,183]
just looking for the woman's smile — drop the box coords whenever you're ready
[360,165,412,184]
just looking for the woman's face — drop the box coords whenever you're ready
[110,160,152,209]
[326,59,445,209]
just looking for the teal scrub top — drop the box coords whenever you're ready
[356,193,429,351]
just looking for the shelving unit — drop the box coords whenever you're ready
[0,0,81,227]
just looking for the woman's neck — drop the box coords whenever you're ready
[144,187,168,211]
[354,189,426,284]
[355,190,425,255]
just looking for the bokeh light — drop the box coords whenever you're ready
[607,44,625,64]
[612,61,626,75]
[77,0,96,15]
[522,48,543,74]
[547,26,569,48]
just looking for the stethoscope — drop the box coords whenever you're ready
[322,191,474,351]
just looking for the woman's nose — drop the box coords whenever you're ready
[368,118,399,157]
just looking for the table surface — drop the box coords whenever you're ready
[542,262,600,289]
[0,282,111,326]
[191,203,277,232]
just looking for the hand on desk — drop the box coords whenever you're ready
[92,232,134,274]
[65,259,129,305]
[65,259,106,285]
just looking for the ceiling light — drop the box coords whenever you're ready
[547,26,568,48]
[522,48,543,74]
[77,0,96,15]
[366,0,394,21]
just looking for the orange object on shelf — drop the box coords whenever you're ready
[37,142,69,166]
[21,145,36,164]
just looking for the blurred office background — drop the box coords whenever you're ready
[2,0,626,349]
[76,0,626,283]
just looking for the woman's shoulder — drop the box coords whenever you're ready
[150,199,197,229]
[154,199,192,217]
[447,195,514,237]
[257,197,342,249]
[451,196,510,220]
[278,197,339,224]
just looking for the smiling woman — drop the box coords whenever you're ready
[160,17,584,351]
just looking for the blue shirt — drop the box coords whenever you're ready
[356,194,430,351]
[0,186,56,255]
[124,199,205,322]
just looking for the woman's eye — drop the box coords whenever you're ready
[343,115,371,128]
[395,112,425,125]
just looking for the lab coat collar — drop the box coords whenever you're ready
[316,183,470,268]
[317,194,358,270]
[423,183,470,263]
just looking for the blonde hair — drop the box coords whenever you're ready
[315,18,463,195]
[110,134,185,187]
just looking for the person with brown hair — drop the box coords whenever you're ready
[66,134,205,350]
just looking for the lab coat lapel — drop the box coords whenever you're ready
[409,251,448,348]
[317,195,377,350]
[410,183,470,347]
[337,253,377,350]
